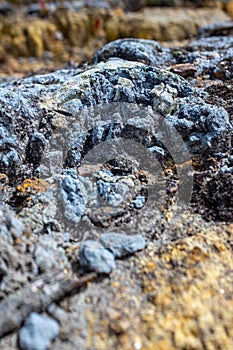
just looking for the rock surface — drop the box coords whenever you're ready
[79,240,116,273]
[100,233,146,257]
[18,312,59,350]
[0,18,233,350]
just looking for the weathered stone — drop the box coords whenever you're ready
[0,206,24,244]
[166,98,231,154]
[196,20,233,38]
[0,29,233,350]
[79,240,116,273]
[132,195,146,208]
[18,312,59,350]
[95,38,175,67]
[61,174,87,223]
[100,233,146,257]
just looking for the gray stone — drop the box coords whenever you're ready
[166,99,231,154]
[123,0,146,11]
[184,35,233,80]
[97,180,129,206]
[79,240,116,273]
[196,21,233,38]
[0,124,22,179]
[132,195,146,209]
[95,38,175,67]
[48,60,193,115]
[100,233,146,257]
[18,312,59,350]
[61,174,87,223]
[0,206,24,244]
[34,236,69,273]
[152,83,178,115]
[219,165,233,174]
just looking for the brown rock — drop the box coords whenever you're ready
[171,63,197,76]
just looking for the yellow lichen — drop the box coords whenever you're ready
[16,178,52,195]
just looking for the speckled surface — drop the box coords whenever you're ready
[0,20,233,350]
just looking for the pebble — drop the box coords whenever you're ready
[18,312,59,350]
[170,63,197,77]
[79,240,116,273]
[132,195,146,209]
[100,233,146,257]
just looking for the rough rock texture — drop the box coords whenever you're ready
[0,21,233,350]
[79,240,116,273]
[100,233,146,257]
[0,205,71,298]
[18,312,59,350]
[0,55,230,236]
[95,38,175,66]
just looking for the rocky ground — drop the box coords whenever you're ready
[0,3,233,350]
[0,0,233,76]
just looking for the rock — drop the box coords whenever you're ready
[79,240,116,273]
[196,21,233,38]
[47,59,193,113]
[97,179,129,207]
[106,156,140,175]
[18,312,59,350]
[100,233,146,257]
[132,195,146,209]
[206,173,233,221]
[180,20,233,81]
[34,236,69,273]
[166,99,231,154]
[95,38,175,67]
[0,206,25,244]
[87,206,127,228]
[0,23,233,350]
[61,174,87,223]
[26,132,47,167]
[0,39,231,236]
[85,0,111,9]
[170,63,197,77]
[0,123,23,180]
[0,206,32,297]
[0,203,71,299]
[152,82,178,115]
[45,58,229,156]
[146,0,178,6]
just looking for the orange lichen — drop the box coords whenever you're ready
[16,178,53,195]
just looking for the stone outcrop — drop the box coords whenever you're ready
[0,19,233,350]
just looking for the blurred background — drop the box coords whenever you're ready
[0,0,232,76]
